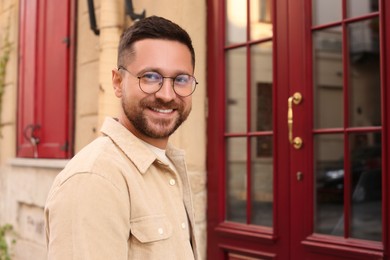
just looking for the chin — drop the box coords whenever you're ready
[146,123,180,139]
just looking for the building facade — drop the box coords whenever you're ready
[2,0,390,259]
[0,0,207,259]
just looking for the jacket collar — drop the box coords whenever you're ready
[100,117,185,174]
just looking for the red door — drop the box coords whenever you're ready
[207,0,390,259]
[289,0,389,258]
[207,0,291,258]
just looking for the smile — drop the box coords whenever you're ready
[151,108,174,113]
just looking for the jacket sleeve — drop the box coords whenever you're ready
[44,172,130,260]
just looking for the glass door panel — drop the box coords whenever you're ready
[315,134,345,236]
[226,137,247,223]
[312,0,342,26]
[313,27,344,129]
[347,0,379,18]
[226,48,247,133]
[249,41,274,226]
[226,0,247,45]
[311,0,383,244]
[224,0,274,227]
[250,42,273,132]
[250,0,273,40]
[250,136,273,226]
[349,132,382,241]
[347,18,381,128]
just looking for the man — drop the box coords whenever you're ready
[44,16,199,259]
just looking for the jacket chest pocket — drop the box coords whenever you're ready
[130,215,173,243]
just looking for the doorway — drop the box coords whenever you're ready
[207,0,389,259]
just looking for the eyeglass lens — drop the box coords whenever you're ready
[118,67,197,97]
[139,72,197,97]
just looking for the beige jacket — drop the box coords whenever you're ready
[44,117,198,259]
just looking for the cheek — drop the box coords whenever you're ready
[123,87,147,108]
[182,98,192,113]
[121,84,135,99]
[184,97,192,107]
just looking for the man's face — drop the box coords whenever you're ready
[113,39,194,145]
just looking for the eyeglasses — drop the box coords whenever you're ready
[118,66,198,97]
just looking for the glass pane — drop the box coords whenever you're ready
[347,0,379,18]
[313,27,344,129]
[348,18,381,127]
[250,136,273,226]
[226,138,247,223]
[226,48,247,133]
[250,0,273,40]
[226,0,247,45]
[312,0,342,26]
[250,42,273,132]
[349,133,382,241]
[315,134,344,236]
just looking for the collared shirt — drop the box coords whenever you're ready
[44,117,198,260]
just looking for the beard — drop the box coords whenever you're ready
[122,97,191,139]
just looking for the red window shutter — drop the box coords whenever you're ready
[17,0,38,158]
[17,0,73,159]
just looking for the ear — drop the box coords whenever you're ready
[112,69,123,98]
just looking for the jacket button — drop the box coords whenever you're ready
[158,228,164,235]
[169,179,176,185]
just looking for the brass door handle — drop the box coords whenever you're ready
[288,92,303,149]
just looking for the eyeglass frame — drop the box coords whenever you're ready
[117,66,198,97]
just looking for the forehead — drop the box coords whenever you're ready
[129,39,193,73]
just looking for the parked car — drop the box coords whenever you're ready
[317,146,382,203]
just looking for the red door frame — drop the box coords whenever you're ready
[384,0,390,256]
[207,0,390,259]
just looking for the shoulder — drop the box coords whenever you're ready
[49,136,132,195]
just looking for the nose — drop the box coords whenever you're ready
[154,78,176,101]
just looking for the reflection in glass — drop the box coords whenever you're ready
[349,133,382,241]
[314,134,344,236]
[312,0,341,26]
[251,42,273,132]
[226,0,247,45]
[348,18,381,127]
[226,138,247,223]
[226,48,247,133]
[250,136,273,226]
[250,0,273,41]
[347,0,378,18]
[313,27,344,129]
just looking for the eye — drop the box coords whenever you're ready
[174,75,191,86]
[141,72,162,84]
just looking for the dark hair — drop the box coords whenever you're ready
[117,16,195,69]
